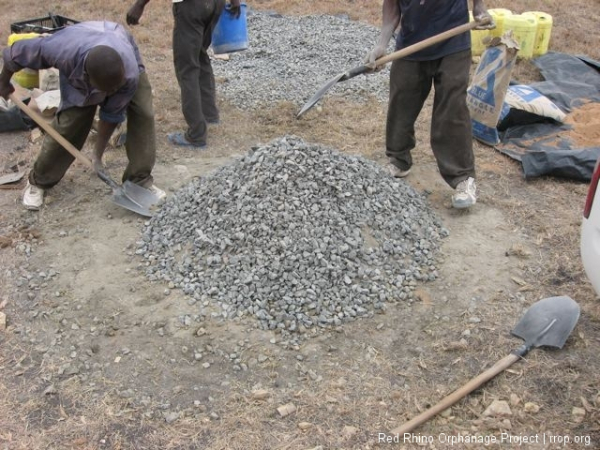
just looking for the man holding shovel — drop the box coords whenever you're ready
[366,0,493,209]
[0,21,165,211]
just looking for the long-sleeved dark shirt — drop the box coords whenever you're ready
[3,21,145,123]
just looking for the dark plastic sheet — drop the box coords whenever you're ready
[494,52,600,181]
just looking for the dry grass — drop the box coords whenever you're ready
[1,1,600,449]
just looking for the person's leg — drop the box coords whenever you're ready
[122,71,155,187]
[172,0,211,144]
[29,106,97,189]
[200,0,225,123]
[386,59,432,172]
[430,50,475,188]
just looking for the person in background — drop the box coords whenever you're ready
[0,21,165,211]
[366,0,493,209]
[126,0,242,148]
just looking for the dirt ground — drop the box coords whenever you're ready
[1,1,600,449]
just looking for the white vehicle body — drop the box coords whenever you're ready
[581,157,600,296]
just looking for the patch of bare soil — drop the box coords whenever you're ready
[1,1,599,450]
[562,102,600,148]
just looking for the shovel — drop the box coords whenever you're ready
[297,18,492,118]
[390,295,580,435]
[10,93,161,217]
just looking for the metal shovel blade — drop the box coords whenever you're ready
[296,72,346,118]
[111,191,154,218]
[97,170,160,217]
[511,295,580,350]
[122,181,162,207]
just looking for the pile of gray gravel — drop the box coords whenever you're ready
[212,10,393,109]
[137,136,447,334]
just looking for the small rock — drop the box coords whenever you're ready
[0,312,6,331]
[482,400,512,418]
[523,402,539,414]
[440,408,452,418]
[43,385,57,395]
[251,389,270,401]
[572,406,586,423]
[332,377,347,388]
[277,403,296,417]
[509,394,521,406]
[202,362,211,369]
[343,425,358,438]
[297,422,312,431]
[164,412,179,424]
[258,354,268,363]
[30,128,43,143]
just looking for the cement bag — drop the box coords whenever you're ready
[497,84,566,130]
[467,34,520,145]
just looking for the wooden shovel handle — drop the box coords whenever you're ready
[374,18,491,68]
[390,352,520,435]
[9,93,94,169]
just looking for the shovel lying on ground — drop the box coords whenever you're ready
[390,295,581,435]
[10,93,161,217]
[297,18,492,118]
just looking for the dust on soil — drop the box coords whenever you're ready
[1,2,600,449]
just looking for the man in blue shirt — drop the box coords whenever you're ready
[0,21,165,210]
[367,0,493,209]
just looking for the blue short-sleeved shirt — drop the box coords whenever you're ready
[395,0,471,61]
[3,21,145,123]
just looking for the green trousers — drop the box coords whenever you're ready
[29,71,156,189]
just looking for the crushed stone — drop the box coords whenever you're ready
[137,136,448,335]
[212,10,393,110]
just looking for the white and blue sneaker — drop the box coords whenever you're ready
[452,177,477,209]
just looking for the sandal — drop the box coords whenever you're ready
[167,132,206,148]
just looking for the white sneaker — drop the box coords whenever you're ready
[148,185,167,201]
[388,162,411,178]
[452,177,477,209]
[22,181,45,210]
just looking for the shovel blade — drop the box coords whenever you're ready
[122,180,162,207]
[511,296,580,349]
[297,72,346,118]
[109,181,162,218]
[111,191,154,218]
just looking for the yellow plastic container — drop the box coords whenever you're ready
[7,32,41,89]
[504,14,537,59]
[488,8,512,38]
[469,11,490,56]
[523,11,553,56]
